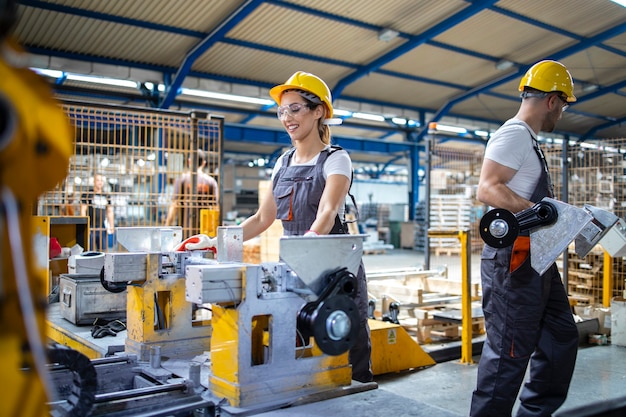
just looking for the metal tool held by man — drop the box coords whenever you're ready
[480,200,558,248]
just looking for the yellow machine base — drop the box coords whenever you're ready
[369,319,436,375]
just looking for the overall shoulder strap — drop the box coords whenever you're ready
[505,120,554,200]
[326,145,360,225]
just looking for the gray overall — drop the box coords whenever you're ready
[470,123,579,416]
[273,147,373,383]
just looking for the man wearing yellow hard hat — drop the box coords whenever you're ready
[471,60,579,417]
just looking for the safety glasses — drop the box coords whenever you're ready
[521,91,569,111]
[277,103,311,119]
[554,94,570,112]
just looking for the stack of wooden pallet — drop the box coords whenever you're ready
[367,266,483,343]
[563,245,625,306]
[429,195,473,255]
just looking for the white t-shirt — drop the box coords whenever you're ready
[271,146,352,181]
[484,119,541,200]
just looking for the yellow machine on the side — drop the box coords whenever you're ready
[0,36,73,417]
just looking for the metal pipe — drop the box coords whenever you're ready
[94,382,189,403]
[424,130,433,269]
[189,362,201,388]
[427,229,474,364]
[562,138,569,290]
[604,251,613,307]
[459,229,473,365]
[150,345,161,369]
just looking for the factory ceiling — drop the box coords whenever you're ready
[10,0,626,167]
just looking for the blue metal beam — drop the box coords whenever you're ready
[20,0,618,131]
[490,5,626,59]
[17,0,206,37]
[224,123,418,158]
[159,0,264,109]
[583,115,626,140]
[577,79,626,104]
[332,0,500,98]
[419,21,626,141]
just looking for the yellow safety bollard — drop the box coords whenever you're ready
[428,229,474,364]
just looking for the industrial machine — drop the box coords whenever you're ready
[1,2,74,414]
[47,226,377,416]
[480,197,626,274]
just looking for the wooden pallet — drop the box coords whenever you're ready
[398,305,484,344]
[433,246,462,256]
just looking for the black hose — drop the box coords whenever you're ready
[47,344,97,417]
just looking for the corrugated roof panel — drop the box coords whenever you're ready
[577,94,626,120]
[343,72,460,110]
[381,43,500,89]
[489,78,523,97]
[280,0,468,36]
[497,0,626,38]
[373,0,470,36]
[565,47,626,87]
[47,0,246,33]
[454,94,519,122]
[192,43,350,86]
[10,0,626,140]
[226,3,405,65]
[15,8,196,67]
[434,9,574,63]
[605,32,626,54]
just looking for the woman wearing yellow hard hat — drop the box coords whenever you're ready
[242,71,373,382]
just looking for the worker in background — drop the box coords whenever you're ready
[470,60,579,416]
[178,71,373,383]
[80,173,114,251]
[165,149,218,236]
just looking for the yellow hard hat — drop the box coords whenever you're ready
[270,71,334,118]
[519,60,576,102]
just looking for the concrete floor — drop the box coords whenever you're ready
[254,249,626,417]
[257,344,626,417]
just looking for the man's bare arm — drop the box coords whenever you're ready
[477,159,534,213]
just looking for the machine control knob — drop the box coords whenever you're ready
[489,218,509,238]
[326,310,351,341]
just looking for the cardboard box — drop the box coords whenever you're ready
[49,257,69,291]
[575,304,611,335]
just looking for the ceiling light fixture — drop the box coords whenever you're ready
[67,73,139,88]
[582,83,599,93]
[351,112,386,122]
[180,88,274,105]
[32,68,139,88]
[378,28,399,42]
[434,124,468,134]
[495,59,515,71]
[32,68,63,78]
[333,109,352,117]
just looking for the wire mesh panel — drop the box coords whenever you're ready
[417,139,485,255]
[37,103,223,252]
[546,138,626,305]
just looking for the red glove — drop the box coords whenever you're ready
[49,237,62,259]
[175,234,217,253]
